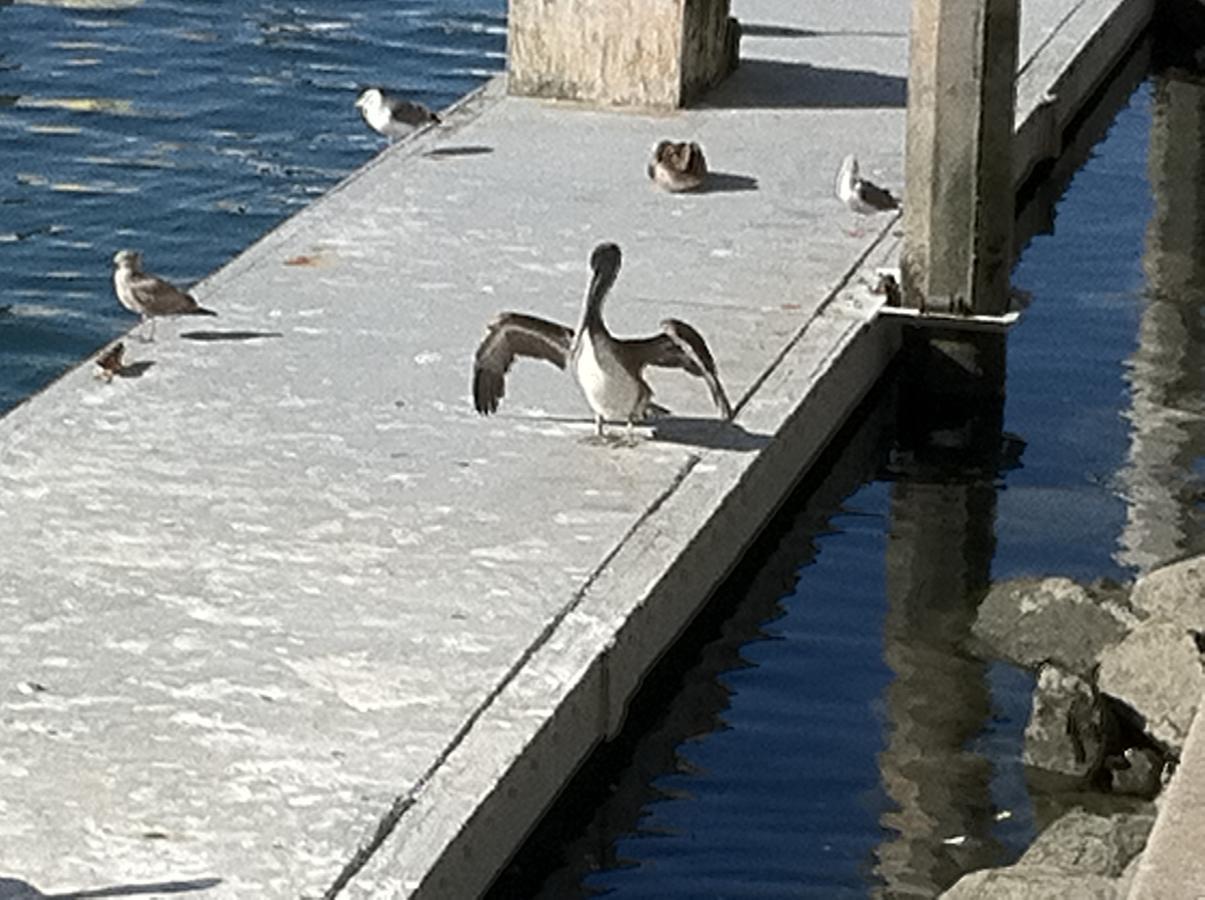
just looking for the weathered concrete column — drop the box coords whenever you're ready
[902,0,1019,316]
[507,0,740,109]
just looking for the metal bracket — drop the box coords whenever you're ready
[871,268,1022,333]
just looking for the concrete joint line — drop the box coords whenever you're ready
[736,217,897,416]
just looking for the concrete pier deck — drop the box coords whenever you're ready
[0,1,1151,897]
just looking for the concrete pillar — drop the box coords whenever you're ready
[507,0,740,109]
[901,0,1019,317]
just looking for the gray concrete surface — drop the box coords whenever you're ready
[0,0,1152,897]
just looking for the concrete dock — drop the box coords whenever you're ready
[0,0,1154,897]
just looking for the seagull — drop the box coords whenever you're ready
[111,250,215,341]
[836,154,900,233]
[473,243,732,441]
[647,140,708,193]
[354,87,440,140]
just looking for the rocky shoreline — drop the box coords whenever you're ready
[940,555,1205,899]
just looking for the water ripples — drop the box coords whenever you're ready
[0,0,504,413]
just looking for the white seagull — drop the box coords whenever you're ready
[112,250,215,341]
[354,87,440,140]
[836,154,900,232]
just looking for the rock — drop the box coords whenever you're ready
[940,866,1120,899]
[973,577,1130,675]
[1108,747,1165,798]
[1097,618,1204,754]
[939,810,1156,899]
[1018,809,1155,877]
[1129,555,1205,632]
[1023,664,1118,780]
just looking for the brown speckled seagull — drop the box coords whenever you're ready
[473,243,732,440]
[112,250,215,341]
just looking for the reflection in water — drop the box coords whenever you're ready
[1118,67,1205,570]
[874,383,1016,896]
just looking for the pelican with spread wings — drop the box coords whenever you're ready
[472,243,732,439]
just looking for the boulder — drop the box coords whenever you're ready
[1097,618,1204,754]
[973,577,1130,675]
[940,866,1120,899]
[939,809,1155,899]
[1129,555,1205,632]
[1023,664,1118,780]
[1017,809,1154,877]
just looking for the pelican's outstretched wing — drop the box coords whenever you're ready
[622,318,733,420]
[472,312,574,414]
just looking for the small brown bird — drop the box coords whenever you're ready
[647,140,708,193]
[112,250,215,340]
[95,342,126,382]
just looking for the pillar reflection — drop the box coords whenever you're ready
[873,370,1021,896]
[1117,65,1205,571]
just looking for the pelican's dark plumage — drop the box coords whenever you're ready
[472,243,732,437]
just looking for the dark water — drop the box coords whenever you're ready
[491,56,1205,900]
[0,0,504,413]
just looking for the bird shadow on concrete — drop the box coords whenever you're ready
[113,360,155,379]
[179,330,283,342]
[650,417,770,452]
[699,171,759,194]
[700,59,906,109]
[0,876,221,899]
[423,145,493,160]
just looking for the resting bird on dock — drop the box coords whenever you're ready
[354,87,440,140]
[112,250,215,341]
[647,140,708,193]
[94,341,126,382]
[473,242,733,440]
[835,154,900,230]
